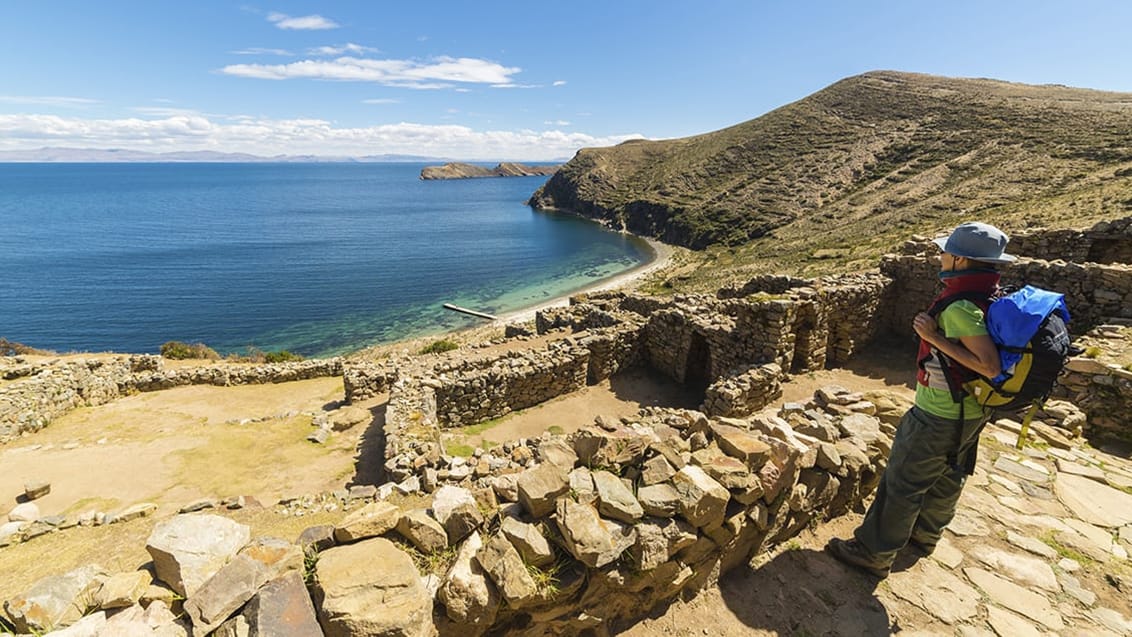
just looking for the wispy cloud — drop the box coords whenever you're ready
[0,96,99,107]
[553,80,567,87]
[362,98,399,104]
[267,12,339,30]
[220,56,521,89]
[544,120,571,126]
[230,47,293,56]
[309,43,379,56]
[0,113,641,160]
[131,106,205,118]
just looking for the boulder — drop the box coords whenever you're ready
[92,570,151,610]
[396,509,449,554]
[637,483,681,517]
[536,438,578,470]
[333,501,401,543]
[23,481,50,500]
[145,514,251,597]
[8,501,39,523]
[671,465,730,528]
[183,537,303,635]
[314,538,435,637]
[554,498,636,568]
[432,485,484,544]
[592,470,644,522]
[237,571,324,637]
[474,533,539,607]
[437,532,500,630]
[3,564,106,633]
[100,601,188,636]
[516,462,570,518]
[709,422,771,468]
[500,517,555,568]
[640,455,676,485]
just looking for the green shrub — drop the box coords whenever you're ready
[264,350,303,363]
[160,341,220,360]
[419,339,459,355]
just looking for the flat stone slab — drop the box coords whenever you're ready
[986,605,1043,637]
[1055,458,1107,482]
[993,456,1049,483]
[964,567,1063,631]
[967,546,1059,592]
[888,560,979,624]
[1054,472,1132,528]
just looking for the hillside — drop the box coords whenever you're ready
[529,71,1132,284]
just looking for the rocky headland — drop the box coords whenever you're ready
[420,162,561,180]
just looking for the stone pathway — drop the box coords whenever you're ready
[874,419,1132,636]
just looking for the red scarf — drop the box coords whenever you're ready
[915,270,1000,388]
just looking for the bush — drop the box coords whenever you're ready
[160,341,220,360]
[265,350,303,363]
[419,339,459,355]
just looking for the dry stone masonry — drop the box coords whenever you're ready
[0,356,343,442]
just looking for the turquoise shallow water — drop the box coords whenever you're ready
[0,163,651,357]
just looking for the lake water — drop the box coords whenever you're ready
[0,163,651,357]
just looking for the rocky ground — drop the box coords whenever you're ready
[619,419,1132,637]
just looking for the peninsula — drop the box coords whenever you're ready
[419,161,561,180]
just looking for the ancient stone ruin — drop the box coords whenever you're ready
[3,217,1132,635]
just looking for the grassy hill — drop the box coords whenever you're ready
[529,71,1132,289]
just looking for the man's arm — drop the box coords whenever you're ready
[913,312,1002,379]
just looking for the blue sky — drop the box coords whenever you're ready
[2,1,1130,160]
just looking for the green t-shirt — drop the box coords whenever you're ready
[915,299,991,420]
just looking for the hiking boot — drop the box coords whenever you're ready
[907,537,936,556]
[825,538,890,578]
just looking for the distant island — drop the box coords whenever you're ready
[420,162,561,180]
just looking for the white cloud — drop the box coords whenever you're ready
[230,47,293,56]
[267,12,339,30]
[544,120,571,126]
[0,112,642,160]
[132,106,204,117]
[0,95,99,107]
[309,43,379,56]
[362,98,399,105]
[553,80,567,87]
[220,56,521,89]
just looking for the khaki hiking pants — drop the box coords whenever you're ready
[854,405,988,567]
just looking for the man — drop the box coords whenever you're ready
[826,221,1016,578]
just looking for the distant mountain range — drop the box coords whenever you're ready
[0,147,565,164]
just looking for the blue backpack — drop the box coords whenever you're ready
[938,286,1072,412]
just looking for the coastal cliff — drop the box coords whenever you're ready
[420,162,561,180]
[528,71,1132,251]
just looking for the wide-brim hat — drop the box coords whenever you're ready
[932,221,1017,264]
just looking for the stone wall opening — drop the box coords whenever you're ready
[789,311,817,374]
[1087,238,1132,265]
[683,331,713,398]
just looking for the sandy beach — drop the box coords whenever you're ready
[493,237,675,325]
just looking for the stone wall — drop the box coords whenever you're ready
[431,344,590,427]
[1009,216,1132,265]
[702,363,783,418]
[0,356,343,441]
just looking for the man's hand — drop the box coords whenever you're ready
[913,312,939,343]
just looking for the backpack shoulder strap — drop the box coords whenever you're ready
[927,291,991,318]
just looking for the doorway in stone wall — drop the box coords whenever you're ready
[684,332,713,398]
[790,313,816,374]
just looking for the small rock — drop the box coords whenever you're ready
[23,481,50,500]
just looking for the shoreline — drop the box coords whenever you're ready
[491,237,674,325]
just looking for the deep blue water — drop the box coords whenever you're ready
[0,163,651,357]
